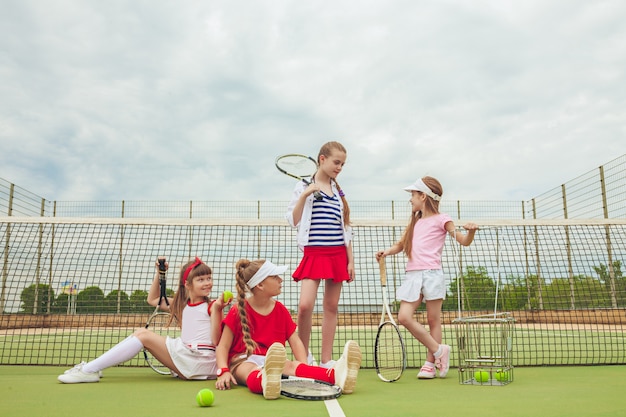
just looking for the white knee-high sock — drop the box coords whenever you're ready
[82,335,144,373]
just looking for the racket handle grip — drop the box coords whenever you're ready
[378,258,387,286]
[302,179,323,200]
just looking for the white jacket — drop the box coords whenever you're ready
[285,180,353,251]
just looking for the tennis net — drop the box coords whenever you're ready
[1,217,625,367]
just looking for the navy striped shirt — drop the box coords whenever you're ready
[308,193,344,246]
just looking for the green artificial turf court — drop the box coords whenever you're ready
[1,365,624,417]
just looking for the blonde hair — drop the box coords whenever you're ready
[234,258,267,356]
[316,141,351,225]
[400,176,443,258]
[168,258,212,326]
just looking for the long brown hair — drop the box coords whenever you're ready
[316,141,351,225]
[168,258,212,326]
[400,176,443,258]
[234,258,266,357]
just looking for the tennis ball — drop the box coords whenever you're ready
[196,388,214,407]
[474,370,489,383]
[495,369,509,382]
[222,290,234,303]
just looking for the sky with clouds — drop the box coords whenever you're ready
[1,0,625,203]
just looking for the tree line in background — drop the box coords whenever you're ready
[16,260,625,314]
[443,260,625,311]
[18,285,175,314]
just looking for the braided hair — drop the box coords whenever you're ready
[234,258,267,357]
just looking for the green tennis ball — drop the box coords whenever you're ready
[222,290,234,303]
[196,388,214,407]
[474,370,489,383]
[495,369,509,382]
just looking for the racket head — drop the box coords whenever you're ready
[275,154,318,181]
[280,378,342,401]
[374,321,406,382]
[143,312,179,375]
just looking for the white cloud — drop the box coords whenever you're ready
[1,0,624,204]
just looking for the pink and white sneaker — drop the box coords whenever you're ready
[417,364,436,379]
[435,344,451,378]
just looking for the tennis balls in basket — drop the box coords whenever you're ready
[196,388,214,407]
[495,369,509,382]
[474,370,489,383]
[222,290,234,303]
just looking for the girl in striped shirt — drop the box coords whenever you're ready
[285,141,354,368]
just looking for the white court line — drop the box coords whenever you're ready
[325,399,346,417]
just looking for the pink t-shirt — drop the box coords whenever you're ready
[222,300,297,362]
[406,213,452,271]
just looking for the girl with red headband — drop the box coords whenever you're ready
[58,257,231,383]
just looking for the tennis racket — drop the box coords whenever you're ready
[275,153,323,200]
[144,258,180,375]
[280,377,342,401]
[374,258,406,382]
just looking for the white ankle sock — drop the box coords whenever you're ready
[82,335,144,373]
[434,345,443,358]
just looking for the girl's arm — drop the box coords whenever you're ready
[215,327,237,390]
[146,257,171,311]
[446,221,479,246]
[346,241,355,282]
[287,331,308,363]
[209,295,232,346]
[285,181,318,227]
[375,241,404,261]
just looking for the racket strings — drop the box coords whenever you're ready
[276,155,317,177]
[280,379,341,400]
[375,323,405,381]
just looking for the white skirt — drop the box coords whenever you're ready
[165,337,217,380]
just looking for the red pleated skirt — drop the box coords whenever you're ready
[292,246,350,283]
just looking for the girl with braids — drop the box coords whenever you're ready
[285,141,354,368]
[375,176,478,379]
[215,259,361,400]
[58,257,230,383]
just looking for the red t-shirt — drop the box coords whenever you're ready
[223,300,296,362]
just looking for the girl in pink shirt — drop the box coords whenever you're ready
[376,176,478,379]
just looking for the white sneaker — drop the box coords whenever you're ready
[262,343,286,400]
[333,340,361,394]
[62,362,103,378]
[307,352,318,366]
[320,360,336,369]
[58,362,100,384]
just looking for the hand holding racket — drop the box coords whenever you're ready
[144,257,180,374]
[374,257,407,382]
[275,154,323,200]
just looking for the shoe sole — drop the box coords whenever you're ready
[57,375,100,384]
[263,343,286,400]
[417,373,435,379]
[341,341,362,394]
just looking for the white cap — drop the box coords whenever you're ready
[247,260,288,289]
[403,178,441,201]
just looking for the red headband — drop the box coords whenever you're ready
[183,257,203,285]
